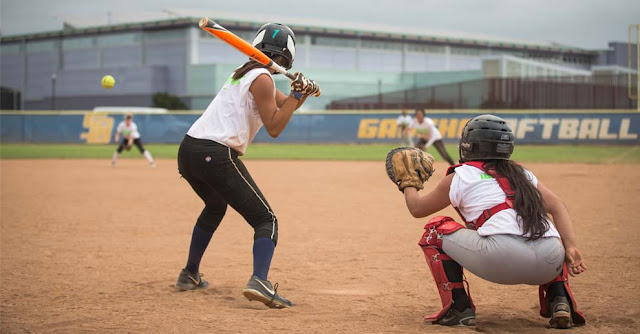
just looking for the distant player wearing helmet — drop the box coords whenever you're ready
[412,110,455,165]
[397,115,586,328]
[112,114,155,167]
[174,23,318,309]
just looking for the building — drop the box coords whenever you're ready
[0,12,635,110]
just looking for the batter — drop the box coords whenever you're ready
[174,22,319,309]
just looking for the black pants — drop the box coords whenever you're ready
[416,138,456,165]
[177,135,278,245]
[117,138,145,154]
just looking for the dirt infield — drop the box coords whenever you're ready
[1,159,639,334]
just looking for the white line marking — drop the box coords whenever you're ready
[228,148,276,240]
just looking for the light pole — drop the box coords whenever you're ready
[51,73,57,110]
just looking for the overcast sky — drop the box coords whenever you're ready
[1,0,638,49]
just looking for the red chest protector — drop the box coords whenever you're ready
[446,161,516,230]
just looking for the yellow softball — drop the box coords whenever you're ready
[101,75,115,89]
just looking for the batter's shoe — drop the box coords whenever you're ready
[242,275,293,309]
[433,308,476,327]
[176,268,209,291]
[549,296,572,329]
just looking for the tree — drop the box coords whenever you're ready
[152,92,188,110]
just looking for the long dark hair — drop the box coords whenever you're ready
[232,55,288,81]
[482,159,549,240]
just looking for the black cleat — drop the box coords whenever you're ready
[549,296,572,329]
[176,268,209,291]
[242,275,293,309]
[433,308,476,327]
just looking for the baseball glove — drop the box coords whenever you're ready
[385,147,435,192]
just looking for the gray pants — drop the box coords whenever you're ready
[442,230,564,285]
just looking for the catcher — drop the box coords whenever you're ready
[385,114,586,329]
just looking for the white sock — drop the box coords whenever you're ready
[143,150,154,164]
[112,152,119,164]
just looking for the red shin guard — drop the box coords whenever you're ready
[539,263,586,325]
[419,216,474,322]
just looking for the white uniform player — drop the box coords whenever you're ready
[400,115,585,328]
[111,114,155,167]
[412,110,455,165]
[396,110,413,147]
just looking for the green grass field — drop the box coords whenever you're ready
[1,143,638,163]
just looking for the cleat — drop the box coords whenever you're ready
[176,268,209,291]
[549,296,572,329]
[433,308,476,327]
[150,162,156,168]
[242,275,293,309]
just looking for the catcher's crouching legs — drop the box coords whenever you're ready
[418,216,475,326]
[539,264,586,328]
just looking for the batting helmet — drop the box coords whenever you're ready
[251,23,296,70]
[458,114,514,162]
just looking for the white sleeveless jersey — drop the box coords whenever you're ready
[449,164,561,238]
[411,117,442,141]
[187,68,275,155]
[116,121,140,139]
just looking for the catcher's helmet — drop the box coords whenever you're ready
[458,114,514,162]
[251,23,296,70]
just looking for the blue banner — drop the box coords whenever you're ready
[1,111,639,144]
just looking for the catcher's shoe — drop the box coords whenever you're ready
[242,275,293,309]
[176,268,209,291]
[549,296,572,329]
[433,308,476,327]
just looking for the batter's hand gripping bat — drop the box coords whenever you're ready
[199,17,321,97]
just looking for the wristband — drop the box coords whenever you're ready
[291,91,303,100]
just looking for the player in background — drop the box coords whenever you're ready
[112,114,155,167]
[174,23,319,309]
[412,110,455,165]
[397,115,586,328]
[396,110,413,147]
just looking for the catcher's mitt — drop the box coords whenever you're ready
[385,147,435,191]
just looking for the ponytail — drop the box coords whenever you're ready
[483,160,549,240]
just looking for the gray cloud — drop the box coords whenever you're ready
[1,0,638,49]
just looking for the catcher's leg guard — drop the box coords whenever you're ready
[418,216,475,323]
[539,263,586,327]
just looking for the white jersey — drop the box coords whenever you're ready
[411,117,442,147]
[412,118,442,139]
[116,121,140,139]
[449,164,561,238]
[187,68,274,155]
[396,115,412,127]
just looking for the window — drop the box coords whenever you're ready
[26,40,57,53]
[406,43,446,54]
[312,36,357,47]
[360,39,403,50]
[99,33,140,47]
[144,29,186,43]
[62,37,95,50]
[0,43,23,55]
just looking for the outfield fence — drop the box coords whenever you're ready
[1,110,639,145]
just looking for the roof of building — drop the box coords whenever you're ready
[0,9,597,55]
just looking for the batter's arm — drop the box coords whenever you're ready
[252,74,300,138]
[403,173,454,218]
[538,181,587,276]
[275,89,307,110]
